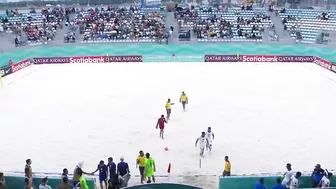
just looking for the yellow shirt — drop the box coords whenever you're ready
[166,102,171,110]
[224,161,231,172]
[137,156,146,167]
[180,94,188,102]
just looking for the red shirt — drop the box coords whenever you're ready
[158,118,166,128]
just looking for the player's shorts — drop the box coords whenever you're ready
[99,175,107,182]
[73,181,80,187]
[159,126,164,130]
[166,109,171,115]
[145,170,154,177]
[182,101,186,106]
[139,167,145,176]
[223,171,231,176]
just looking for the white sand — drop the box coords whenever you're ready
[1,62,336,188]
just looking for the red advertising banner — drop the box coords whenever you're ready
[205,55,315,62]
[11,59,32,73]
[33,55,142,64]
[314,57,332,70]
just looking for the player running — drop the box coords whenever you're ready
[156,115,167,139]
[195,132,209,157]
[206,127,215,153]
[179,91,188,111]
[165,99,175,120]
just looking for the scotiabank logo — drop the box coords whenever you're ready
[11,59,32,72]
[242,55,278,62]
[314,58,331,70]
[70,56,106,63]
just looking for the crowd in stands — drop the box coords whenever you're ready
[75,6,167,43]
[279,7,336,44]
[0,7,70,46]
[176,4,271,42]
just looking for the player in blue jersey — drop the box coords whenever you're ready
[92,160,108,189]
[107,157,116,180]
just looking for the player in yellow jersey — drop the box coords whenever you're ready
[165,99,175,120]
[179,91,188,111]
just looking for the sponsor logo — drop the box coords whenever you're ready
[0,66,12,77]
[69,56,142,63]
[314,58,332,70]
[33,57,69,64]
[70,56,105,63]
[278,56,315,62]
[106,55,142,62]
[205,55,240,62]
[242,55,278,62]
[205,55,316,63]
[332,65,336,73]
[11,59,32,73]
[144,54,203,62]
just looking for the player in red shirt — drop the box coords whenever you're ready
[155,115,167,139]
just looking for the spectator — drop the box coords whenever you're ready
[223,156,231,177]
[255,178,266,189]
[318,171,332,188]
[0,172,7,189]
[273,177,285,189]
[289,171,301,189]
[39,177,52,189]
[311,164,325,187]
[282,163,294,189]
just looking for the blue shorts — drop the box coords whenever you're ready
[73,181,80,187]
[99,175,107,182]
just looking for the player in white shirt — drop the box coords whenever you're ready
[195,132,209,157]
[289,172,301,189]
[282,163,294,189]
[319,172,332,188]
[205,127,215,153]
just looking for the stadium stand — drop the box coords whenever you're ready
[0,7,66,46]
[176,6,271,43]
[280,8,336,44]
[76,6,168,44]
